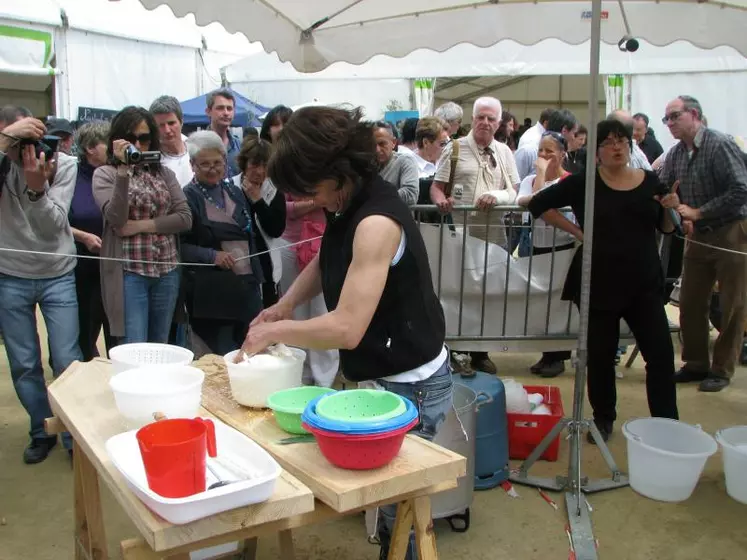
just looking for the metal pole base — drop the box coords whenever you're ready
[509,418,629,493]
[566,492,598,560]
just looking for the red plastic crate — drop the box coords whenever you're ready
[506,385,564,462]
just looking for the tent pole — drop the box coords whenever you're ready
[510,1,629,558]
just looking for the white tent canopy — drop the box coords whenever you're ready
[142,0,747,71]
[226,39,747,82]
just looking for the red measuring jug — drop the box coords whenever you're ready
[136,417,217,498]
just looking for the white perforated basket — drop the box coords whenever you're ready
[109,343,194,374]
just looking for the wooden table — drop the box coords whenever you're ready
[48,358,466,560]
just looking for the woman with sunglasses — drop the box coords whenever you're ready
[517,131,579,378]
[180,131,264,355]
[526,119,679,442]
[93,106,192,344]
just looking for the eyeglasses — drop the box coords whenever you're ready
[599,137,629,149]
[438,139,451,148]
[195,161,226,172]
[124,133,152,144]
[661,111,684,124]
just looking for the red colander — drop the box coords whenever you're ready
[302,418,418,470]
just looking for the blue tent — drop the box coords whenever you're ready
[180,89,269,128]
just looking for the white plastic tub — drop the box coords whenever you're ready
[622,418,717,502]
[109,343,194,374]
[110,365,204,428]
[223,349,305,408]
[715,426,747,505]
[106,417,281,524]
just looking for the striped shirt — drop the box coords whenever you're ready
[660,126,747,231]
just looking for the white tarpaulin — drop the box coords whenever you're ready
[0,24,55,77]
[419,225,579,350]
[141,1,747,71]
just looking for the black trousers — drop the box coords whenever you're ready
[584,290,679,425]
[74,259,115,361]
[534,243,575,363]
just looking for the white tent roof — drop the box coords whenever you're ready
[0,0,259,54]
[225,39,747,83]
[141,0,747,71]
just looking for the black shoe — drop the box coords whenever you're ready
[529,358,546,374]
[586,420,612,445]
[740,342,747,366]
[23,437,57,464]
[673,367,709,384]
[471,356,497,375]
[538,361,565,378]
[699,376,730,392]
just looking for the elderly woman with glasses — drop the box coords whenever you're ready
[93,106,192,344]
[526,118,679,443]
[180,131,264,355]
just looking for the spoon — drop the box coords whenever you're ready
[206,460,232,490]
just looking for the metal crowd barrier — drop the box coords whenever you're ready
[410,204,678,354]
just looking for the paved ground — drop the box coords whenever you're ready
[1,314,746,559]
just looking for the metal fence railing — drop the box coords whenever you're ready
[410,204,678,354]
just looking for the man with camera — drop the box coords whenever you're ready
[0,110,83,463]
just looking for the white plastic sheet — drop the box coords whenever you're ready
[420,224,579,347]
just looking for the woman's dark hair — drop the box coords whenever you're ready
[237,137,272,172]
[495,110,517,149]
[576,124,588,137]
[260,105,293,142]
[107,106,161,170]
[596,118,633,149]
[268,106,378,197]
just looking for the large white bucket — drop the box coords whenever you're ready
[622,418,717,502]
[715,426,747,505]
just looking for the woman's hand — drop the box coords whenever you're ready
[236,323,275,361]
[83,232,102,254]
[534,157,549,175]
[116,220,153,237]
[242,176,262,202]
[112,139,131,164]
[250,300,293,327]
[214,251,236,270]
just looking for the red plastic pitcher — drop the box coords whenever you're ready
[136,418,217,498]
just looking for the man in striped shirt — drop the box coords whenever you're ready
[660,95,747,392]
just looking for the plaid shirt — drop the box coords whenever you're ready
[122,169,178,277]
[660,126,747,231]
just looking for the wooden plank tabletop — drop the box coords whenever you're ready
[47,359,315,553]
[195,355,467,513]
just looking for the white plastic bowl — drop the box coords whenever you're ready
[623,417,717,502]
[715,426,747,505]
[223,349,305,408]
[109,365,204,428]
[109,343,194,374]
[106,417,281,524]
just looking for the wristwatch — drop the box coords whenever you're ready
[26,189,45,202]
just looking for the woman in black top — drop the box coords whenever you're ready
[526,119,679,442]
[238,107,452,559]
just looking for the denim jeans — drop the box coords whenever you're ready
[376,357,454,559]
[0,271,82,447]
[517,227,533,258]
[123,269,180,344]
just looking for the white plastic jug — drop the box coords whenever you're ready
[622,418,717,502]
[715,426,747,505]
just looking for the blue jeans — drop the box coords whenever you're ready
[123,269,180,344]
[518,226,533,258]
[376,358,454,559]
[0,272,82,447]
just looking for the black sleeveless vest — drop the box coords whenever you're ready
[319,177,446,382]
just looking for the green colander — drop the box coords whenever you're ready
[315,389,406,423]
[267,386,337,434]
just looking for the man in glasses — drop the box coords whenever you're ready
[607,110,652,170]
[660,95,747,392]
[374,121,420,207]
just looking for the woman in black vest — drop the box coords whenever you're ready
[238,106,452,559]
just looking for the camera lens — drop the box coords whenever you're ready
[125,145,142,164]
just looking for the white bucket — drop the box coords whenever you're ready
[715,426,747,505]
[622,418,717,502]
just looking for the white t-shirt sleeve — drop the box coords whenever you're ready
[517,174,536,201]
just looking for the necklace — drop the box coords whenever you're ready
[196,180,253,234]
